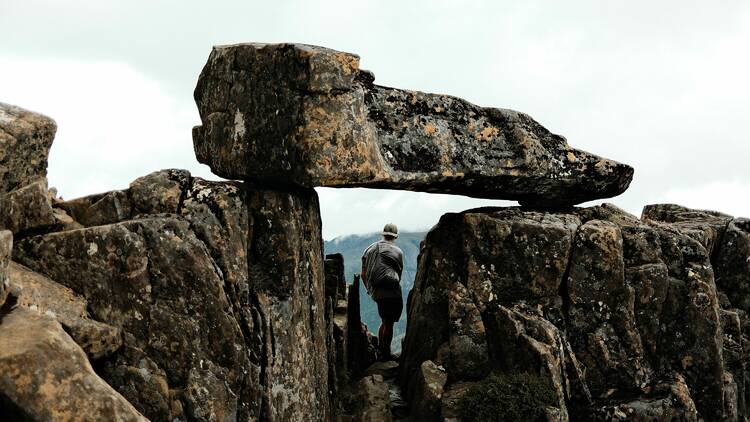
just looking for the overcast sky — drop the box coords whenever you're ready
[1,1,748,239]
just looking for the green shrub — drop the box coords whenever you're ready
[457,372,557,422]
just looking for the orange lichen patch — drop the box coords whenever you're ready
[434,106,445,113]
[424,123,438,136]
[332,53,360,75]
[479,127,499,141]
[595,159,614,170]
[567,152,577,162]
[439,170,465,179]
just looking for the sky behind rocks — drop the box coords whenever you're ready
[1,1,748,239]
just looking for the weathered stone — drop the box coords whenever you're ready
[193,43,633,207]
[325,252,346,304]
[13,215,248,421]
[324,253,348,414]
[407,360,447,421]
[0,230,10,307]
[364,360,399,379]
[11,170,331,420]
[482,303,585,420]
[184,360,239,422]
[130,168,191,215]
[400,208,579,393]
[7,261,121,359]
[58,189,132,227]
[244,186,331,422]
[642,203,733,257]
[352,375,392,422]
[439,381,475,421]
[401,204,743,420]
[0,306,147,421]
[592,375,698,421]
[0,178,56,234]
[721,308,747,417]
[566,219,649,397]
[715,218,750,311]
[0,102,56,194]
[51,206,83,231]
[580,205,727,419]
[348,274,378,378]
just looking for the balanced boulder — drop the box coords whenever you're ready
[193,43,633,207]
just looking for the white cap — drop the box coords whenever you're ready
[382,223,398,238]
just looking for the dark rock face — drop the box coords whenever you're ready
[352,375,392,422]
[0,178,56,235]
[193,43,633,207]
[347,274,379,378]
[400,203,748,420]
[0,307,147,421]
[406,360,447,421]
[13,169,332,422]
[0,230,10,307]
[0,102,56,194]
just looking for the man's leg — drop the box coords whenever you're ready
[381,320,394,357]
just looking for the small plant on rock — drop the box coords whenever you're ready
[457,372,557,422]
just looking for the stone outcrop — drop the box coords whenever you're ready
[0,306,147,421]
[400,203,749,421]
[406,360,447,421]
[0,102,56,194]
[193,43,633,207]
[7,261,122,359]
[0,178,56,235]
[351,375,392,422]
[0,103,57,236]
[11,170,332,422]
[347,274,379,378]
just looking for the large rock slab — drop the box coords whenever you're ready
[0,102,56,194]
[13,169,333,422]
[399,207,580,393]
[0,306,146,421]
[13,215,249,421]
[400,204,739,420]
[193,43,633,207]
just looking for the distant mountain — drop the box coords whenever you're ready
[324,231,426,353]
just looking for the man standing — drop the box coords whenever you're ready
[361,223,404,359]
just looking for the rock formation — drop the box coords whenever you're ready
[193,43,633,208]
[0,103,57,236]
[400,203,750,421]
[1,42,747,422]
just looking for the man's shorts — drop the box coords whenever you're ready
[375,297,403,323]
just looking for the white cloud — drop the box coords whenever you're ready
[0,58,216,199]
[660,181,750,218]
[1,1,749,240]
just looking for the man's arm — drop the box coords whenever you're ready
[361,256,368,290]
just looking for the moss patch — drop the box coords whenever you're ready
[457,372,557,422]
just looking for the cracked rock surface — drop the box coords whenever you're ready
[400,203,749,421]
[13,169,332,422]
[193,43,633,208]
